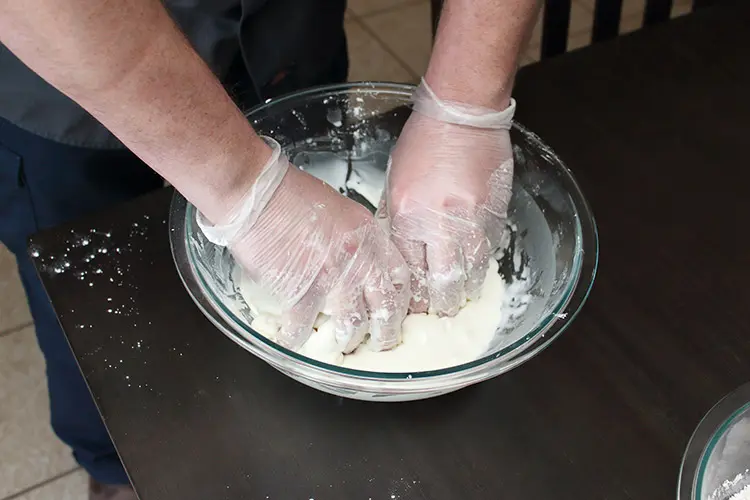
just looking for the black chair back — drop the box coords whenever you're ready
[430,0,718,60]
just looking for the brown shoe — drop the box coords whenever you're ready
[89,477,138,500]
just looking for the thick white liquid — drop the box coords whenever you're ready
[244,259,506,372]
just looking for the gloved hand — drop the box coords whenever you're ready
[198,138,410,352]
[380,79,516,316]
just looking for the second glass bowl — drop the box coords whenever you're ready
[679,383,750,500]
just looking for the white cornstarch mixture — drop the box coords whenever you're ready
[710,471,750,500]
[730,485,750,500]
[236,153,529,372]
[243,258,507,372]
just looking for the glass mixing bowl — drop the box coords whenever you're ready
[679,383,750,500]
[169,82,598,401]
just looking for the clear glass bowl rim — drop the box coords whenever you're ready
[171,81,600,380]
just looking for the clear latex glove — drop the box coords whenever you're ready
[198,138,410,353]
[380,80,515,316]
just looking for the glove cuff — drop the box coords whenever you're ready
[197,136,288,247]
[412,78,516,130]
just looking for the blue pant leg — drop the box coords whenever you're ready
[0,117,162,485]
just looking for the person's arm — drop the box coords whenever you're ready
[382,0,539,315]
[0,0,267,223]
[427,0,540,110]
[0,0,411,351]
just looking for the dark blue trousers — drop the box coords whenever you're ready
[0,44,347,485]
[0,117,163,485]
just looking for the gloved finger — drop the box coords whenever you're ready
[332,293,370,354]
[383,238,410,294]
[279,290,323,350]
[388,253,410,295]
[462,227,490,302]
[392,233,428,313]
[426,242,465,316]
[374,198,410,294]
[374,193,389,224]
[364,270,408,352]
[484,166,512,251]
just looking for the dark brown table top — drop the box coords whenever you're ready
[32,2,750,499]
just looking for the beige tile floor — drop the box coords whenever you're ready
[0,0,695,497]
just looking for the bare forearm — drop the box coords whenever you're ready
[426,0,540,110]
[0,0,268,222]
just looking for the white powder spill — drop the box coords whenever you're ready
[730,485,750,500]
[34,216,168,371]
[32,220,153,318]
[711,471,750,500]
